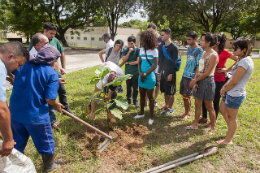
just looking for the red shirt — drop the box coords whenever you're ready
[214,49,232,82]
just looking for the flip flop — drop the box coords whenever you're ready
[204,130,214,135]
[185,126,198,130]
[180,113,186,117]
[182,115,190,120]
[216,140,233,145]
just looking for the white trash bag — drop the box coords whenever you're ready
[0,141,37,173]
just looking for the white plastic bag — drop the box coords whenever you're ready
[0,141,37,173]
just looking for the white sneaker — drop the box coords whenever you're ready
[148,118,154,125]
[134,114,145,119]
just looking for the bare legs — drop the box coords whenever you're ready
[139,87,154,119]
[182,98,191,116]
[186,97,216,131]
[164,94,174,109]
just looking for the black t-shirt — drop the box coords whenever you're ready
[159,42,178,74]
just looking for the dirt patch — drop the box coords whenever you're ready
[69,123,150,170]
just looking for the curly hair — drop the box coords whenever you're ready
[140,30,157,50]
[215,33,227,54]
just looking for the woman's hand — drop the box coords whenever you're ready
[140,73,145,82]
[217,67,227,73]
[190,79,197,87]
[220,87,226,98]
[193,83,198,92]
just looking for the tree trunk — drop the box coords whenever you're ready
[26,35,29,43]
[56,30,69,47]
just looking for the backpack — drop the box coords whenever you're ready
[105,47,123,62]
[162,45,182,71]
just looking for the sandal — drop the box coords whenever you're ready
[216,140,233,145]
[185,125,198,130]
[180,113,186,117]
[204,130,214,135]
[182,115,190,120]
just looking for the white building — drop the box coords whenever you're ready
[65,27,141,48]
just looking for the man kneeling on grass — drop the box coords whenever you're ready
[89,61,123,122]
[9,45,64,173]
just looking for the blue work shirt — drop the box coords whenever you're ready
[0,59,7,102]
[9,62,59,125]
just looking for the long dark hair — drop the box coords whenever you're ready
[140,30,157,50]
[215,33,226,54]
[233,37,252,57]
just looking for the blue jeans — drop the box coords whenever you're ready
[224,94,246,109]
[11,120,55,155]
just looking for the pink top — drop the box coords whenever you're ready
[214,49,232,82]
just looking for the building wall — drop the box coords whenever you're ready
[65,27,141,48]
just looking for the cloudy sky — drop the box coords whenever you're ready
[118,10,148,24]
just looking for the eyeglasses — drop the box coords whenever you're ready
[232,46,239,51]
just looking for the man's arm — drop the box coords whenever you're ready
[168,45,178,81]
[45,99,64,113]
[99,50,106,63]
[0,101,15,156]
[60,52,66,69]
[128,57,139,65]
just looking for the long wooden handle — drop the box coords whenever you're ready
[62,109,112,140]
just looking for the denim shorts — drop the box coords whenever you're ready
[224,94,246,109]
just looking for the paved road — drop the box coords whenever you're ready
[6,49,101,90]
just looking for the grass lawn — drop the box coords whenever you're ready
[6,57,260,172]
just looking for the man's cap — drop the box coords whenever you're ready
[108,73,119,83]
[29,45,61,65]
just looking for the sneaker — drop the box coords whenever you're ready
[198,117,208,124]
[158,106,167,111]
[144,103,148,107]
[133,102,139,107]
[154,100,158,107]
[148,118,154,125]
[134,114,145,119]
[161,108,174,115]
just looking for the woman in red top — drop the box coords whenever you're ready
[200,33,238,126]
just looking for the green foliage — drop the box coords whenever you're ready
[118,19,149,31]
[114,96,129,110]
[110,108,122,119]
[86,65,132,124]
[101,0,140,40]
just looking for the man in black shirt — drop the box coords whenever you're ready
[158,28,178,115]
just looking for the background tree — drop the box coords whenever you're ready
[102,0,140,40]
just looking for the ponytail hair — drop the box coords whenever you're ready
[201,32,218,47]
[215,33,227,54]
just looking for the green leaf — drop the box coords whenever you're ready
[110,108,122,120]
[86,90,102,100]
[105,74,133,87]
[86,76,100,85]
[92,108,102,114]
[115,96,129,110]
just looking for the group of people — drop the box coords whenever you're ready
[0,21,254,172]
[90,24,254,146]
[0,22,71,172]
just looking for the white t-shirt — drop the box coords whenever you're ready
[96,61,123,89]
[106,39,114,48]
[29,47,38,59]
[227,56,254,97]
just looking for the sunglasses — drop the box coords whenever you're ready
[232,46,239,51]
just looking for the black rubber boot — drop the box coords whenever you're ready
[42,154,62,173]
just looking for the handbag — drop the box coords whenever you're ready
[144,48,160,86]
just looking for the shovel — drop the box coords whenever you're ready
[141,146,219,173]
[62,109,113,153]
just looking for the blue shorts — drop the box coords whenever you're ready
[11,120,55,155]
[223,94,246,109]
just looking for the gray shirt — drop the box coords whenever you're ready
[227,56,254,97]
[105,48,122,66]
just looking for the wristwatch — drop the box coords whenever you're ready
[144,73,146,76]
